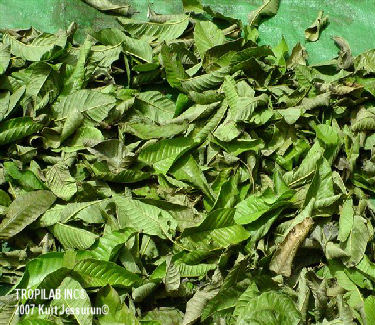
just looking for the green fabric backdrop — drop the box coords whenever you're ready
[1,0,375,64]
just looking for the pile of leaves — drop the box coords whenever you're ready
[1,0,375,324]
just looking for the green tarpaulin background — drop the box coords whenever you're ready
[1,0,375,64]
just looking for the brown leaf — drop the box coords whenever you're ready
[269,217,314,277]
[305,11,329,42]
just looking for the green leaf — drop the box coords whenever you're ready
[364,296,375,325]
[94,28,153,62]
[352,108,375,131]
[73,258,141,288]
[60,37,92,96]
[160,44,188,89]
[222,75,239,111]
[133,91,176,124]
[83,228,137,261]
[332,269,364,309]
[194,21,225,58]
[212,172,240,210]
[304,158,340,214]
[180,208,250,250]
[46,163,77,200]
[17,252,64,290]
[276,138,309,171]
[54,89,116,135]
[182,0,203,12]
[355,49,375,73]
[0,44,10,75]
[182,284,220,325]
[4,161,45,191]
[90,161,151,183]
[143,307,184,325]
[290,141,324,186]
[202,259,250,320]
[236,291,301,325]
[342,215,371,267]
[0,117,42,145]
[315,124,339,146]
[39,200,107,226]
[138,137,195,174]
[2,7,375,325]
[170,154,214,201]
[118,16,189,42]
[113,196,177,239]
[356,256,375,281]
[233,283,260,317]
[0,86,26,122]
[234,184,294,225]
[0,295,19,325]
[51,277,92,325]
[272,36,289,67]
[165,258,180,293]
[338,199,354,242]
[195,102,228,143]
[11,61,52,99]
[95,285,140,324]
[279,107,301,125]
[3,31,67,62]
[176,262,216,277]
[181,66,230,92]
[0,190,56,240]
[52,223,98,250]
[123,121,188,140]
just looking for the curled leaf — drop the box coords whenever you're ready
[333,36,353,69]
[270,217,314,277]
[305,11,329,42]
